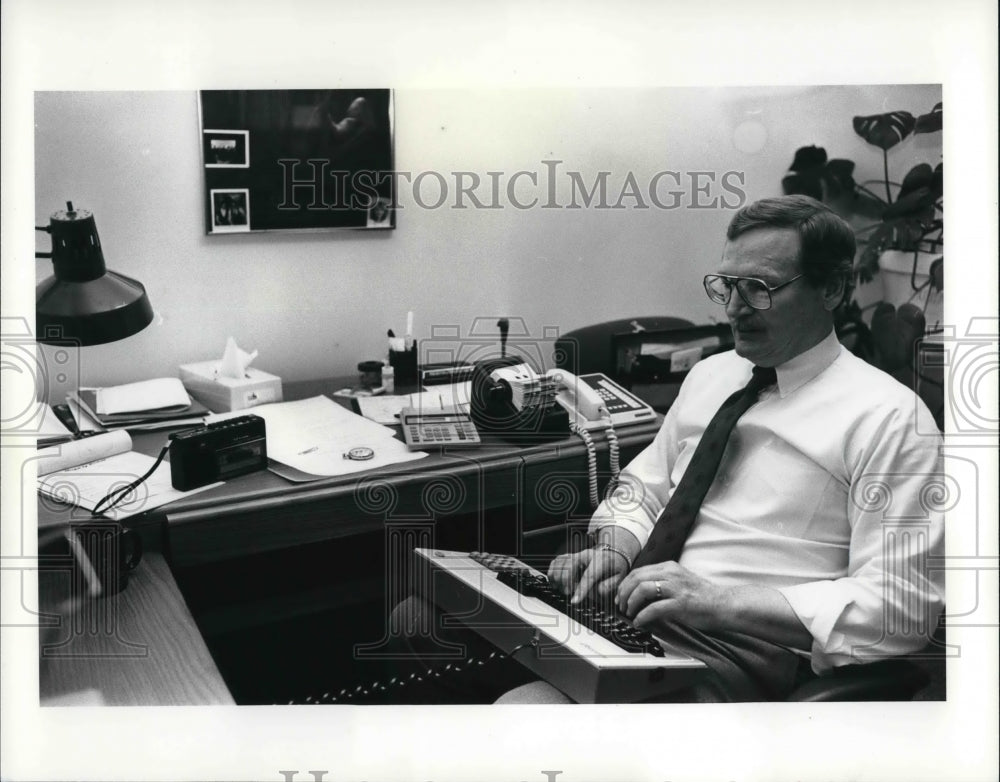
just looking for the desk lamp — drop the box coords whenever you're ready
[35,202,154,345]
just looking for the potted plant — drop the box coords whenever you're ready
[781,102,943,330]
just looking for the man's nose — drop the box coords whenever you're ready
[725,288,751,319]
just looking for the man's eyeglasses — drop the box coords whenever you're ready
[703,273,805,311]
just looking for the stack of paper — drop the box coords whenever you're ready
[208,395,428,482]
[69,378,209,431]
[355,382,472,425]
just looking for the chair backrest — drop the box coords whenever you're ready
[866,302,944,430]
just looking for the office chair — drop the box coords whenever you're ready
[786,658,933,702]
[841,301,944,431]
[554,316,694,376]
[786,617,947,702]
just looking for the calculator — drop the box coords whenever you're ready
[400,406,482,449]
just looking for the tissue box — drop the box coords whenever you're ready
[179,361,283,412]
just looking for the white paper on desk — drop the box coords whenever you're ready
[36,431,220,520]
[356,382,472,425]
[38,431,132,476]
[95,377,192,415]
[209,395,427,476]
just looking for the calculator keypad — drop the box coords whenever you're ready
[402,417,481,449]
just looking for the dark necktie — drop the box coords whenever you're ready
[631,365,778,569]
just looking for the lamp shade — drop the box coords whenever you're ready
[36,203,154,346]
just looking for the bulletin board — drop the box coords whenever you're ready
[198,89,395,234]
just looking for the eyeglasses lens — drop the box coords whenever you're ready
[704,276,771,309]
[705,276,731,304]
[737,279,771,309]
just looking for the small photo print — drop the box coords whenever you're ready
[203,129,249,168]
[366,197,393,228]
[210,189,250,233]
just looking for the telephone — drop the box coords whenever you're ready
[545,369,656,431]
[469,359,657,508]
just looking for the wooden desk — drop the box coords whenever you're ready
[37,378,662,567]
[39,551,234,706]
[36,378,664,703]
[161,417,661,567]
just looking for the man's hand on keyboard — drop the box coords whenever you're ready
[548,547,630,605]
[616,561,727,634]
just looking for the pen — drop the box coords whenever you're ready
[298,446,318,455]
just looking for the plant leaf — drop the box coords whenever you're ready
[856,223,895,283]
[853,111,916,150]
[931,163,943,200]
[898,163,934,195]
[823,158,857,197]
[789,145,828,172]
[852,188,888,219]
[914,102,943,134]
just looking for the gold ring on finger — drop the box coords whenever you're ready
[654,580,662,599]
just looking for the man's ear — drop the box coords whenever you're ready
[822,274,847,312]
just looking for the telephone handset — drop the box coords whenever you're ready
[545,369,657,431]
[545,369,607,427]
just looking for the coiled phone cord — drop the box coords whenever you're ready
[570,422,601,509]
[602,411,621,497]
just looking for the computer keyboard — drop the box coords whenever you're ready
[472,552,666,657]
[414,548,705,702]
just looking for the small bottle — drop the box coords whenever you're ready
[358,360,383,390]
[381,363,395,394]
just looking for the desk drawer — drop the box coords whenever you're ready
[166,459,524,567]
[518,428,651,533]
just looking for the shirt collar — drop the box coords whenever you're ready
[773,329,842,397]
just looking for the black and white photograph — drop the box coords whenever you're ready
[199,88,395,232]
[2,4,997,782]
[203,129,249,167]
[210,188,250,232]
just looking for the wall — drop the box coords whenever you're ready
[33,84,942,401]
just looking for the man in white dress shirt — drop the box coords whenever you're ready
[523,194,944,702]
[393,195,943,703]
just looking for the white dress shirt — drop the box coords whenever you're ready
[591,330,945,672]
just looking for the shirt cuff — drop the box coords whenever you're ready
[777,580,853,673]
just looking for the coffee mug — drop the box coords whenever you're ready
[66,519,143,597]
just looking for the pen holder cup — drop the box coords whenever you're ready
[389,346,418,386]
[66,519,143,597]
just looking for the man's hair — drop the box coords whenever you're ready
[727,195,856,300]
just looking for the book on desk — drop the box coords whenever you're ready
[69,379,210,432]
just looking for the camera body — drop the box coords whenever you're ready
[169,414,267,490]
